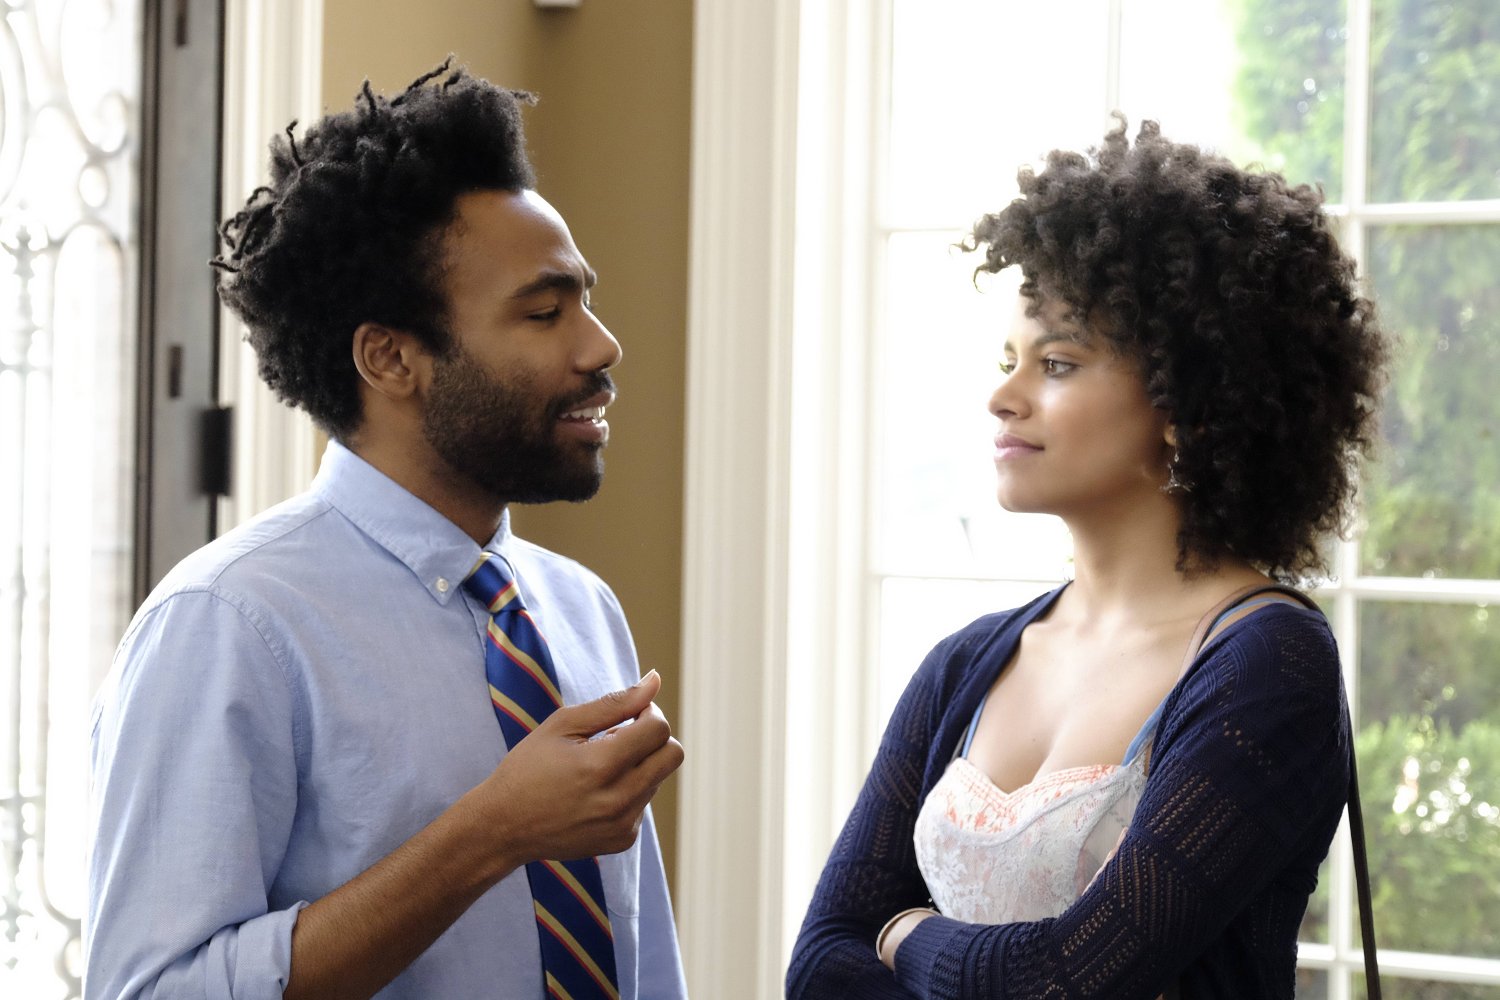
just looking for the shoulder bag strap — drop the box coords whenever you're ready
[1349,748,1383,998]
[1146,585,1312,778]
[1175,583,1320,680]
[1169,584,1381,996]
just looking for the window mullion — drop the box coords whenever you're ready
[1104,0,1124,118]
[1333,0,1374,994]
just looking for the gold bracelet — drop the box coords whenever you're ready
[874,906,937,960]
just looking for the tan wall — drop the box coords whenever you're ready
[321,0,693,887]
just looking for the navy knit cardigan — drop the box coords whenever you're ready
[786,586,1350,999]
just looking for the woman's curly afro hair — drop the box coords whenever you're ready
[967,116,1388,581]
[212,60,536,438]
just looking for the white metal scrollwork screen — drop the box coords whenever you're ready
[0,2,139,997]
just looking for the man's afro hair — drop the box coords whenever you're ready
[212,60,536,437]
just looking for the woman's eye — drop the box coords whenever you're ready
[1042,358,1076,376]
[997,360,1016,376]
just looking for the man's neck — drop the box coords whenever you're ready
[342,431,505,546]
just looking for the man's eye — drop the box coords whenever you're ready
[529,307,561,322]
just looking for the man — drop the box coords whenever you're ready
[86,64,687,1000]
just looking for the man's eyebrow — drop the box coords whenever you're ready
[509,267,598,300]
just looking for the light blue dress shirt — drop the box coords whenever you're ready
[86,441,687,1000]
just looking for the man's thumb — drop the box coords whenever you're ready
[555,670,660,738]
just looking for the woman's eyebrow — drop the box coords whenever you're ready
[1004,328,1091,354]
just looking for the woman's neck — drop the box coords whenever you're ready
[1057,498,1264,630]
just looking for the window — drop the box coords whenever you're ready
[866,0,1500,995]
[0,3,141,994]
[681,2,1499,995]
[0,3,319,995]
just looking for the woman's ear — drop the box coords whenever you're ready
[1164,422,1179,449]
[351,322,429,402]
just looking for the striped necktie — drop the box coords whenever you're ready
[464,553,621,1000]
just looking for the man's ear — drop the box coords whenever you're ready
[351,322,430,402]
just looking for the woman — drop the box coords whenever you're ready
[786,118,1387,998]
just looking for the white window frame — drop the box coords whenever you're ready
[680,1,880,995]
[1296,1,1500,992]
[683,0,1500,997]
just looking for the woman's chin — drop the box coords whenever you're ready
[994,491,1045,515]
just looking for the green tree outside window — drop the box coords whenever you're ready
[1232,0,1500,989]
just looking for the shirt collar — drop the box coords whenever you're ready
[311,440,512,606]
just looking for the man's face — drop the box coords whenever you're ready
[421,190,621,504]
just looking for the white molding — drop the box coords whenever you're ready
[681,2,888,993]
[779,0,883,965]
[679,0,804,996]
[217,0,323,531]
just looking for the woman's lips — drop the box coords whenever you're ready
[993,433,1041,461]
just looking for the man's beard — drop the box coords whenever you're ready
[421,345,612,505]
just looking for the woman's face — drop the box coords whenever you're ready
[988,293,1173,517]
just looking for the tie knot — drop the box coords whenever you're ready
[463,554,523,615]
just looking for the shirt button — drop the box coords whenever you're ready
[436,577,450,593]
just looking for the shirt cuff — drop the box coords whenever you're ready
[209,900,309,999]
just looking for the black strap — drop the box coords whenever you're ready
[1349,749,1382,998]
[1172,584,1381,996]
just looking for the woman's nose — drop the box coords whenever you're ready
[989,368,1024,419]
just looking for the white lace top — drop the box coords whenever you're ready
[913,703,1158,924]
[913,593,1302,926]
[914,753,1148,923]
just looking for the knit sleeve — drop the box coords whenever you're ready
[889,609,1350,999]
[784,632,972,1000]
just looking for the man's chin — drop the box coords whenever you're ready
[511,484,602,505]
[502,459,605,505]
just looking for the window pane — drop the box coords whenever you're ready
[1122,0,1260,161]
[876,577,1053,726]
[0,1,139,996]
[1300,855,1331,943]
[1360,225,1500,579]
[1296,967,1330,999]
[1356,601,1500,960]
[1225,0,1347,202]
[887,0,1110,225]
[1369,1,1500,203]
[874,231,1073,581]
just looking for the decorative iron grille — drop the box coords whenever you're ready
[0,1,138,997]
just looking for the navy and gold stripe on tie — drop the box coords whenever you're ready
[463,553,620,999]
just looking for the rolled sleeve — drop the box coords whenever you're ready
[87,588,304,1000]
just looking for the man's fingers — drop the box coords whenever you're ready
[585,706,673,775]
[548,670,661,739]
[619,738,685,817]
[639,736,685,786]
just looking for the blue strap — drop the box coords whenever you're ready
[959,696,986,758]
[963,590,1315,767]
